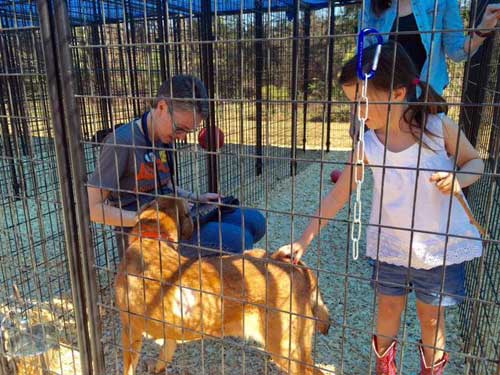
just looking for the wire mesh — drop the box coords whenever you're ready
[0,0,499,374]
[458,18,500,374]
[0,3,84,374]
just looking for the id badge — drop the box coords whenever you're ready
[159,150,168,163]
[144,151,156,163]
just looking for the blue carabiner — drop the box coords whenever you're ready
[357,28,383,80]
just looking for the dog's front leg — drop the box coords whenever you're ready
[122,322,144,375]
[153,339,177,374]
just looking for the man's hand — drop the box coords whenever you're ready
[275,240,307,265]
[430,172,461,195]
[199,192,221,203]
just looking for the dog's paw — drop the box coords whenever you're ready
[145,357,169,374]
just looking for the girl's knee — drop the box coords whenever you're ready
[378,295,406,316]
[378,303,404,318]
[417,305,445,327]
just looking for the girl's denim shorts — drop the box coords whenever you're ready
[370,259,466,306]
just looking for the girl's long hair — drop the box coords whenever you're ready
[338,41,447,145]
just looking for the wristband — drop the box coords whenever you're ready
[474,29,493,38]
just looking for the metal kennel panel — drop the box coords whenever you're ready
[458,1,500,373]
[0,0,102,374]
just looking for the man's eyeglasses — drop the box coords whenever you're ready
[174,125,196,135]
[168,109,198,135]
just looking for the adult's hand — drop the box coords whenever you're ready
[464,4,500,54]
[477,4,500,32]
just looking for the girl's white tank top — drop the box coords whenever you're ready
[363,114,482,269]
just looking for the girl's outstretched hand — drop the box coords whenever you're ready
[430,172,462,195]
[276,240,307,265]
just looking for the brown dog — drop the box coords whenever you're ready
[115,197,330,374]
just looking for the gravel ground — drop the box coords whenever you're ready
[98,151,466,375]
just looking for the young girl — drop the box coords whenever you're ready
[277,42,483,375]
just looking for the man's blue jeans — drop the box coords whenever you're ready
[179,208,266,258]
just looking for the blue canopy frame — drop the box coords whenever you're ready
[0,0,358,27]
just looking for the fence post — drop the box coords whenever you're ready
[157,0,168,82]
[123,0,140,116]
[302,8,311,151]
[0,77,20,198]
[325,1,335,152]
[458,1,498,373]
[290,0,300,176]
[200,0,219,192]
[255,0,264,176]
[37,1,105,373]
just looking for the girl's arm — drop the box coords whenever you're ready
[430,116,484,194]
[277,151,366,263]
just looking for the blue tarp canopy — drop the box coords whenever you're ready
[0,1,356,28]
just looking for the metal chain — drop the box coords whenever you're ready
[351,28,382,260]
[351,75,369,260]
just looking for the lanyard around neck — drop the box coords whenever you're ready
[140,110,176,194]
[141,111,156,163]
[141,111,153,146]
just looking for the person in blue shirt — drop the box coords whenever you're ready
[87,75,266,258]
[359,0,500,95]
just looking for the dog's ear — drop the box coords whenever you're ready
[177,200,194,240]
[156,196,178,212]
[137,197,193,240]
[137,198,178,229]
[137,199,157,219]
[137,197,176,216]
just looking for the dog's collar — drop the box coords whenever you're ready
[133,231,176,243]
